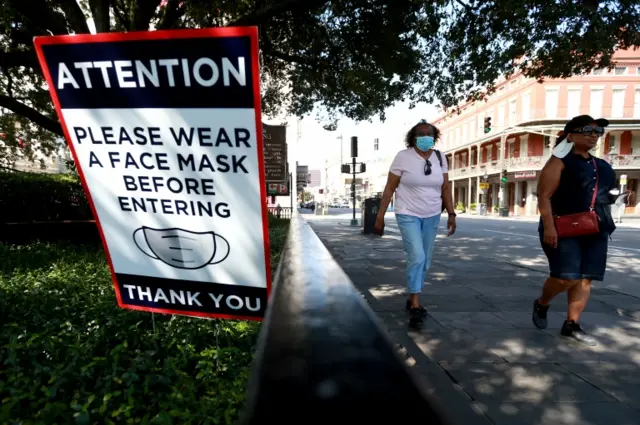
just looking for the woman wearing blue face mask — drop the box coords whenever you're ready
[374,120,456,328]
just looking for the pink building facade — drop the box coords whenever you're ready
[432,50,640,216]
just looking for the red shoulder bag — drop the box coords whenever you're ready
[553,158,600,238]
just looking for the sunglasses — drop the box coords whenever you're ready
[571,126,605,136]
[424,159,432,176]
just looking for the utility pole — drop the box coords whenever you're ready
[352,155,357,225]
[498,132,508,217]
[340,136,365,226]
[337,134,344,167]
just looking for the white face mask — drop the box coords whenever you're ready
[552,139,574,158]
[134,226,230,269]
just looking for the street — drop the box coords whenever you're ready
[305,213,640,425]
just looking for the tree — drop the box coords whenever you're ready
[0,0,638,166]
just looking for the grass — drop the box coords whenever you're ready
[0,218,290,425]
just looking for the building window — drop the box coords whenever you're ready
[477,113,484,136]
[373,137,379,151]
[590,88,604,117]
[608,134,618,154]
[521,137,529,157]
[469,117,476,140]
[498,103,506,128]
[635,89,640,118]
[521,93,531,121]
[567,88,581,117]
[463,121,469,143]
[509,99,517,126]
[456,126,461,146]
[615,66,628,75]
[611,88,626,118]
[631,135,640,155]
[593,68,604,75]
[545,88,559,118]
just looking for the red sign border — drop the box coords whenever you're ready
[33,27,272,322]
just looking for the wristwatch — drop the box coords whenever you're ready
[448,212,457,217]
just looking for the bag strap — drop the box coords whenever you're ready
[435,149,443,167]
[590,157,599,210]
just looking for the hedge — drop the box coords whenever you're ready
[0,218,290,424]
[0,171,92,223]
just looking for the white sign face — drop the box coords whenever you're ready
[34,28,271,321]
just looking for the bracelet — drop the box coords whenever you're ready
[448,212,457,217]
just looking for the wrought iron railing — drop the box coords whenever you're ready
[267,206,293,219]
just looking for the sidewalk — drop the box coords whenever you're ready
[307,219,640,425]
[304,209,640,229]
[459,213,640,228]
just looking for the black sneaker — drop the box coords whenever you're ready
[532,299,549,329]
[405,300,427,317]
[560,321,597,346]
[409,308,425,329]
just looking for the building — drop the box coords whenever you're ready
[432,50,640,216]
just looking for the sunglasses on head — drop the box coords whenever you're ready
[570,126,605,136]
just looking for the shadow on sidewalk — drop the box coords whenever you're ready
[308,220,640,425]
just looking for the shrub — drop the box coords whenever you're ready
[0,171,92,223]
[0,220,289,424]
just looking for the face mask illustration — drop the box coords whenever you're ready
[133,226,230,270]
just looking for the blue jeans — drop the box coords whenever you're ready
[396,214,441,294]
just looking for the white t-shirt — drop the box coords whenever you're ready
[389,148,448,218]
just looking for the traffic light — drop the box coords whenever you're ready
[351,136,358,158]
[341,164,350,174]
[500,169,508,183]
[360,163,366,173]
[484,117,492,134]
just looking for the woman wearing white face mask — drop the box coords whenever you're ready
[374,120,456,328]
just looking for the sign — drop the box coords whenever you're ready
[267,182,290,196]
[479,182,490,190]
[34,28,270,321]
[515,171,537,180]
[262,123,287,182]
[620,174,628,186]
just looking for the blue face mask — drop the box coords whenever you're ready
[416,136,435,152]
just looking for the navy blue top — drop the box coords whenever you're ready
[539,152,617,234]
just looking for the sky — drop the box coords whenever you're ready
[294,101,440,168]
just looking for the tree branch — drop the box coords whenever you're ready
[110,0,131,31]
[130,0,162,31]
[88,0,110,32]
[266,50,330,69]
[52,0,91,33]
[0,50,40,69]
[7,0,70,35]
[227,0,330,27]
[0,95,63,136]
[156,0,186,30]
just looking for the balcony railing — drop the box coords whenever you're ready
[603,154,640,168]
[505,155,545,170]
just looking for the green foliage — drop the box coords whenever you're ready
[0,171,92,223]
[1,0,639,158]
[455,201,465,211]
[469,202,477,211]
[0,219,289,424]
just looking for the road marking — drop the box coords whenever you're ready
[484,230,640,253]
